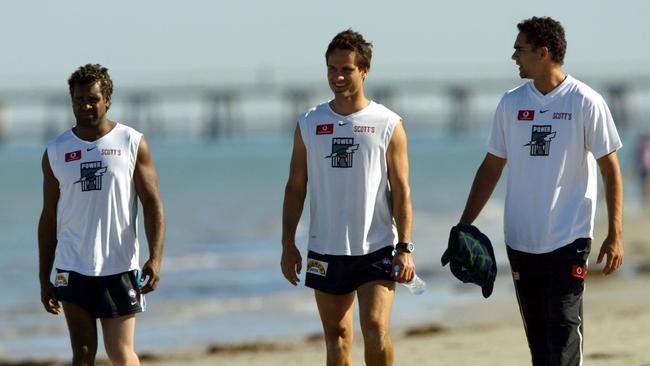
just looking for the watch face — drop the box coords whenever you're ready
[397,243,414,253]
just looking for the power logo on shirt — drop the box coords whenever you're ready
[524,125,556,156]
[74,161,108,191]
[325,138,358,168]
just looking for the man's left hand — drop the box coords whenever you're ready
[392,251,415,283]
[597,236,624,275]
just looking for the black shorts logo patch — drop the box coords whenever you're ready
[306,259,328,276]
[74,161,108,191]
[524,125,556,156]
[325,137,359,168]
[55,272,69,287]
[128,289,138,305]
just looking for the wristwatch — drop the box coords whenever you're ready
[395,242,415,253]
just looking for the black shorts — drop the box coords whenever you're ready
[507,238,590,366]
[55,269,145,319]
[305,246,394,295]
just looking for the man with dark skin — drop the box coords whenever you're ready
[38,64,165,366]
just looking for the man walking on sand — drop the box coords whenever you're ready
[39,64,165,366]
[281,29,416,366]
[458,17,623,365]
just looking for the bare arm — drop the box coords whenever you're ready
[280,125,307,286]
[459,153,506,224]
[133,137,166,294]
[38,151,61,315]
[386,121,415,283]
[596,151,624,274]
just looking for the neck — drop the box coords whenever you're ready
[330,92,370,116]
[532,67,567,95]
[73,119,116,141]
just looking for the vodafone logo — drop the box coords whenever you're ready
[65,150,82,162]
[572,265,586,280]
[316,123,334,135]
[517,110,535,121]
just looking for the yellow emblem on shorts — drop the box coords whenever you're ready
[55,273,69,287]
[306,259,328,277]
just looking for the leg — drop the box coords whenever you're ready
[357,280,395,366]
[507,247,548,366]
[545,239,590,366]
[546,281,584,366]
[314,290,356,366]
[62,301,98,366]
[100,314,140,366]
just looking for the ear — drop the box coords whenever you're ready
[105,95,112,110]
[539,46,550,61]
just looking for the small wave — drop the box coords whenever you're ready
[162,252,276,272]
[143,290,315,323]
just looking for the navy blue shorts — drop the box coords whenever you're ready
[55,269,145,319]
[305,246,394,295]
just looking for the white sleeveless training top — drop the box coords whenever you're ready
[298,101,400,256]
[47,123,142,276]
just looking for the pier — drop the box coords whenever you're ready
[0,75,648,143]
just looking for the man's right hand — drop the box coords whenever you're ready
[281,244,302,286]
[40,282,61,315]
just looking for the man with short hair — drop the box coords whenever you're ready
[38,64,165,366]
[281,29,415,366]
[459,16,624,365]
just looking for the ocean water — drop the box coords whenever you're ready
[0,131,640,361]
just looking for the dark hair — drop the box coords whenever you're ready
[517,17,567,65]
[67,64,113,98]
[325,29,373,70]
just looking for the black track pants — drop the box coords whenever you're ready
[507,238,590,366]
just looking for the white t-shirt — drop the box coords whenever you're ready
[488,75,622,254]
[298,101,400,255]
[47,123,143,276]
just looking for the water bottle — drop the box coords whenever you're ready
[393,265,426,295]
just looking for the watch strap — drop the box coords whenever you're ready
[395,242,414,253]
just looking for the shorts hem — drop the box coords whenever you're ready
[96,307,144,319]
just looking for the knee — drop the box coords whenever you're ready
[71,345,97,366]
[361,319,390,347]
[323,324,353,349]
[106,346,139,366]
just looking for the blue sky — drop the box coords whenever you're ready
[1,0,649,88]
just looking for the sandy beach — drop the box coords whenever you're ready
[4,211,647,366]
[134,210,650,366]
[137,280,650,366]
